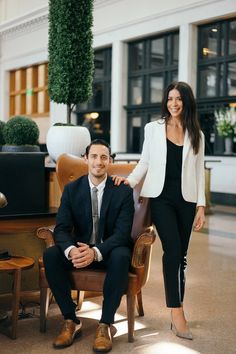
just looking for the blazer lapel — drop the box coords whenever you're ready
[182,130,191,164]
[154,120,167,161]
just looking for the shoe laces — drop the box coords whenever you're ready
[98,324,109,338]
[63,320,74,332]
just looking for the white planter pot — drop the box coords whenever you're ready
[224,137,233,155]
[46,126,91,162]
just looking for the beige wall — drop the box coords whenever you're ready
[0,0,47,23]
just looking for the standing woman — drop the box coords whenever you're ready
[114,81,205,339]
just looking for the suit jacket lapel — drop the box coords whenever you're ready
[97,177,113,243]
[80,176,93,237]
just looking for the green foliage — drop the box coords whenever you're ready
[3,116,39,145]
[53,122,75,126]
[48,0,94,123]
[215,107,236,138]
[0,120,6,145]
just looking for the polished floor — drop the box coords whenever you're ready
[0,204,236,354]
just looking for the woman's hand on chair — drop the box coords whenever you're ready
[112,175,130,186]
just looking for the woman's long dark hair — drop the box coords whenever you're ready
[161,81,201,154]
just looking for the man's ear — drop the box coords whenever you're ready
[109,156,112,163]
[84,155,88,164]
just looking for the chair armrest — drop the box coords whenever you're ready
[131,226,156,268]
[36,226,55,248]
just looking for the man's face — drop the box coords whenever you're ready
[85,144,111,180]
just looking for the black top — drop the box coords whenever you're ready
[165,138,183,181]
[159,138,183,200]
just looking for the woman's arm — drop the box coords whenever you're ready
[126,124,150,187]
[113,123,151,187]
[196,131,206,207]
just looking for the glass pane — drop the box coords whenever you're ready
[172,34,179,65]
[131,116,141,153]
[94,51,104,78]
[150,74,164,103]
[199,65,217,97]
[229,20,236,55]
[130,43,143,71]
[151,38,164,68]
[93,83,103,108]
[227,62,236,96]
[130,77,142,104]
[170,70,178,83]
[79,102,88,110]
[200,25,218,59]
[150,113,161,122]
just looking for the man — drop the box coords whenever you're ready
[43,139,134,352]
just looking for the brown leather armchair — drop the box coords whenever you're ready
[36,154,156,342]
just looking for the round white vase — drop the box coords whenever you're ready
[46,126,91,162]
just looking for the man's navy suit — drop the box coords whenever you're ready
[43,175,134,324]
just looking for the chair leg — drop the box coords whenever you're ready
[136,290,144,316]
[126,294,136,342]
[76,290,85,311]
[40,287,51,333]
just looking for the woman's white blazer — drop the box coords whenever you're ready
[127,120,206,207]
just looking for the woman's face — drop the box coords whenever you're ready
[167,88,183,120]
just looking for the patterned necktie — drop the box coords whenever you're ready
[91,187,99,244]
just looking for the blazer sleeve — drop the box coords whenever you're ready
[127,123,150,188]
[97,187,134,258]
[196,131,206,207]
[54,185,75,253]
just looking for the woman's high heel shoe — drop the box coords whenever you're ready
[170,322,193,340]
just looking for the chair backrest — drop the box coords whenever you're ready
[56,154,151,241]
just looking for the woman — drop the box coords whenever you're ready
[114,81,205,339]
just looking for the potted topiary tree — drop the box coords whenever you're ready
[0,116,47,216]
[46,0,94,161]
[2,115,40,152]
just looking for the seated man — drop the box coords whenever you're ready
[43,139,134,352]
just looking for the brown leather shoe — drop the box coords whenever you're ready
[53,319,82,348]
[93,323,117,352]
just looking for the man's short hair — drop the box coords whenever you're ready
[85,139,111,157]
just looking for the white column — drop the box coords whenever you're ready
[178,24,197,94]
[110,40,128,153]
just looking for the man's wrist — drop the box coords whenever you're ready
[92,247,98,261]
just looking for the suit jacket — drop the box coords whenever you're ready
[54,176,134,257]
[127,120,206,207]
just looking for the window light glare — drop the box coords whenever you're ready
[90,112,99,119]
[211,28,218,32]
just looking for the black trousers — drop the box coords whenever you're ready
[43,245,131,324]
[150,186,196,308]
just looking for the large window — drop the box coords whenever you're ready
[9,63,49,117]
[127,31,179,152]
[197,18,236,155]
[76,47,112,143]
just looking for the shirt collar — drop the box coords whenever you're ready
[88,175,107,192]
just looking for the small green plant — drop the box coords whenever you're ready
[215,107,236,137]
[0,120,6,145]
[3,116,39,145]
